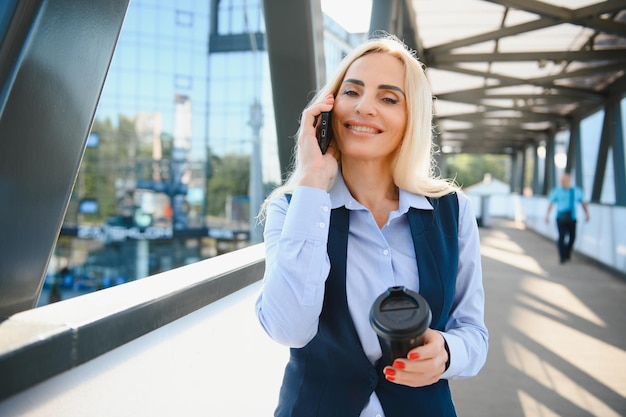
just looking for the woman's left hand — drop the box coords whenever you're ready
[383,329,449,387]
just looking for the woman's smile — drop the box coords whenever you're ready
[345,121,383,135]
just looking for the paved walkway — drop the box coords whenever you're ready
[2,218,624,416]
[450,218,626,417]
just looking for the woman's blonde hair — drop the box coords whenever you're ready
[261,34,456,216]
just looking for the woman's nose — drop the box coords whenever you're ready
[355,95,376,116]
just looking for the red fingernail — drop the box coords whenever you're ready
[393,360,405,369]
[408,353,420,360]
[384,368,396,376]
[386,375,395,381]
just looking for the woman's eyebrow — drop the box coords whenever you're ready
[342,78,405,96]
[379,84,405,96]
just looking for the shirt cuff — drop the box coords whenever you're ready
[439,333,468,379]
[282,186,332,240]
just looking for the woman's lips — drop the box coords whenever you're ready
[345,123,382,134]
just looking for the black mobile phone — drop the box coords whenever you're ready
[316,111,332,154]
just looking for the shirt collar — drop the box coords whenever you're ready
[329,170,433,213]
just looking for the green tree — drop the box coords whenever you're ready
[78,119,264,224]
[444,154,510,188]
[206,154,250,217]
[74,116,139,223]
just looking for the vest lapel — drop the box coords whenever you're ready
[406,194,459,331]
[407,208,446,329]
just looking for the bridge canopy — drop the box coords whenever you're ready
[375,0,626,155]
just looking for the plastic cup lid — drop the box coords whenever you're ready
[369,286,432,340]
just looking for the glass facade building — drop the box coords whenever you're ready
[46,0,363,301]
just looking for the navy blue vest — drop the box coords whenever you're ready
[275,193,459,417]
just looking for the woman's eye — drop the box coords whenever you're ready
[342,89,358,97]
[383,97,398,104]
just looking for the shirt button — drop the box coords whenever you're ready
[318,222,326,229]
[382,249,389,256]
[322,205,329,212]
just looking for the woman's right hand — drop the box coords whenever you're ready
[296,93,338,191]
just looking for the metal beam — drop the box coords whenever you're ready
[510,151,519,193]
[369,0,399,37]
[369,0,425,59]
[591,100,615,202]
[436,82,602,103]
[544,131,556,195]
[567,118,581,183]
[532,143,541,195]
[611,97,626,206]
[519,147,527,194]
[262,0,325,177]
[485,0,626,36]
[431,50,626,64]
[0,0,129,317]
[428,18,554,55]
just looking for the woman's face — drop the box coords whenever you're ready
[332,52,407,163]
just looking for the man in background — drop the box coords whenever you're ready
[545,173,590,264]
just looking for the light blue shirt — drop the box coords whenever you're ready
[549,186,583,220]
[256,173,488,416]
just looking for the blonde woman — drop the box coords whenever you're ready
[256,35,488,417]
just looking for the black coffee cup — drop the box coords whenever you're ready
[369,286,432,366]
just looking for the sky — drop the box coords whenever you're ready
[321,0,372,33]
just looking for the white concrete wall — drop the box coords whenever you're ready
[0,282,289,417]
[472,193,626,273]
[519,196,626,272]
